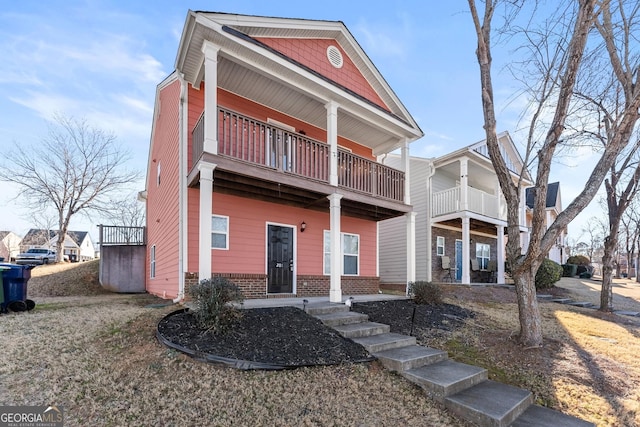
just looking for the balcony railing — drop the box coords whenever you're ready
[432,186,505,220]
[192,108,405,202]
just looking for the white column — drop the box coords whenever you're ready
[462,217,470,284]
[328,193,343,302]
[202,41,219,155]
[460,157,468,211]
[497,225,505,283]
[426,161,435,283]
[401,139,410,205]
[406,212,416,295]
[326,101,339,186]
[198,163,216,281]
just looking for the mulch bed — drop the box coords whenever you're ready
[157,306,373,369]
[157,300,475,370]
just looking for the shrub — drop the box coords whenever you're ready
[188,276,244,333]
[535,258,563,289]
[567,255,590,266]
[409,281,442,305]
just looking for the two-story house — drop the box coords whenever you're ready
[143,11,423,302]
[525,182,567,265]
[20,229,95,262]
[0,231,21,262]
[379,132,532,290]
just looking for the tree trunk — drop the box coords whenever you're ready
[600,234,616,312]
[513,267,543,347]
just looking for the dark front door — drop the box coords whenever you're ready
[267,225,294,293]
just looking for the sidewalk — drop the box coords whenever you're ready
[554,276,640,312]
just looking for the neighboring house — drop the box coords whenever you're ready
[20,229,95,262]
[0,231,22,262]
[143,11,423,302]
[524,182,568,265]
[379,132,532,288]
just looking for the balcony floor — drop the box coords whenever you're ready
[189,154,411,221]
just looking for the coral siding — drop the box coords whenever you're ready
[187,192,377,277]
[146,78,182,298]
[257,37,389,113]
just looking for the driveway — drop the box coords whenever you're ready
[555,276,640,312]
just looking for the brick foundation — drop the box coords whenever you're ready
[184,272,379,299]
[431,228,498,282]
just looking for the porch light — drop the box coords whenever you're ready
[301,221,307,232]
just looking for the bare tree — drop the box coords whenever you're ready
[0,115,140,262]
[580,216,607,263]
[467,0,640,346]
[100,193,146,244]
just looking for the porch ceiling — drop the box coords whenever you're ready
[436,218,504,236]
[217,58,399,151]
[437,158,497,194]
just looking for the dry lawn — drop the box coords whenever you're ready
[1,263,467,427]
[436,282,640,427]
[2,263,639,426]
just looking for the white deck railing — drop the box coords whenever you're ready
[432,186,508,221]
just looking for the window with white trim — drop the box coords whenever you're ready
[150,245,156,279]
[436,236,445,256]
[323,231,360,275]
[476,243,490,270]
[211,215,229,249]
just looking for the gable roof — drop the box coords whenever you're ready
[21,229,90,247]
[174,11,422,155]
[526,182,560,210]
[433,131,533,184]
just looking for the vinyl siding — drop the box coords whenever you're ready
[378,156,432,284]
[187,192,377,277]
[146,78,181,298]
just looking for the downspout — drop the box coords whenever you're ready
[425,160,436,282]
[174,75,188,304]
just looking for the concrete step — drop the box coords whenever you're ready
[313,311,369,327]
[551,298,572,304]
[615,310,640,317]
[445,380,533,427]
[403,359,488,401]
[374,345,448,372]
[305,303,349,315]
[333,321,390,338]
[352,333,416,353]
[511,404,595,426]
[565,301,595,308]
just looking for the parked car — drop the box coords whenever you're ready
[15,248,63,265]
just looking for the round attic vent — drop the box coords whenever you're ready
[326,45,343,69]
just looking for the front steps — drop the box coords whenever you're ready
[306,302,593,427]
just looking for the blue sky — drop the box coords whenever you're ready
[0,0,601,243]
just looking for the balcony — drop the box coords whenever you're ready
[192,108,405,203]
[432,186,506,221]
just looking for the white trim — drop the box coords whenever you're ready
[150,244,156,279]
[436,236,445,256]
[211,214,230,250]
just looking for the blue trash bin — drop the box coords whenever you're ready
[0,263,35,313]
